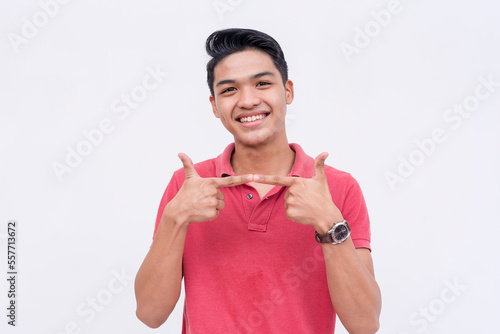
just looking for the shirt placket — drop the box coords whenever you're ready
[240,185,284,232]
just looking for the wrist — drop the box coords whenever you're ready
[314,220,334,234]
[162,202,190,228]
[314,219,350,245]
[313,213,344,234]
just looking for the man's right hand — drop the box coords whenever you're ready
[163,153,253,224]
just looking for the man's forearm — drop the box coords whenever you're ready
[322,238,381,334]
[134,212,188,328]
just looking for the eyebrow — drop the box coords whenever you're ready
[215,71,276,87]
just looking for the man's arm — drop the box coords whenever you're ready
[321,240,381,334]
[253,153,381,333]
[134,154,252,328]
[135,209,188,328]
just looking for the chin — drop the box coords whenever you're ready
[235,132,276,148]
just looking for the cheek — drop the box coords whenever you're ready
[215,103,237,131]
[269,97,287,120]
[266,90,288,110]
[215,102,232,121]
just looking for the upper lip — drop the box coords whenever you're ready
[235,110,270,120]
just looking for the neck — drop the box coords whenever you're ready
[231,136,295,176]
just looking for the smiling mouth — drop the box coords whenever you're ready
[237,113,269,123]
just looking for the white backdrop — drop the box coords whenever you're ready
[1,0,499,333]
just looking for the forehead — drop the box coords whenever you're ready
[214,49,280,82]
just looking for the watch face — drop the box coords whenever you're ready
[334,224,349,241]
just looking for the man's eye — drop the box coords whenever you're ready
[257,82,270,87]
[221,87,236,94]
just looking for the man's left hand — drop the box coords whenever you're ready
[253,153,343,233]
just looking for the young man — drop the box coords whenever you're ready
[135,28,381,333]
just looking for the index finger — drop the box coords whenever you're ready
[253,175,296,187]
[213,174,254,188]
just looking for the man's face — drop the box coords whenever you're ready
[209,49,294,147]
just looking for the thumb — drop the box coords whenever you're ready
[178,153,199,179]
[313,152,328,181]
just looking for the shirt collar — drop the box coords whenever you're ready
[215,143,314,178]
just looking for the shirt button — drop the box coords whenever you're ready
[247,193,253,199]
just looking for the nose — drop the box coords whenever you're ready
[237,87,260,109]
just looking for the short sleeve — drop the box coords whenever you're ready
[152,170,182,240]
[341,175,371,251]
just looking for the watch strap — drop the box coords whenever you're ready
[315,220,350,244]
[315,230,335,243]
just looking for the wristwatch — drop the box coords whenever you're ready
[315,220,351,244]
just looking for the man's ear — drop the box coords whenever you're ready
[285,80,294,105]
[209,95,220,118]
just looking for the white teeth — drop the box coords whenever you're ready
[239,114,266,123]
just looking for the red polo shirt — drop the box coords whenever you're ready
[153,143,371,333]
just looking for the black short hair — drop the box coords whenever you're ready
[206,28,288,97]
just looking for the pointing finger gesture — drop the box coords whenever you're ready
[165,153,252,225]
[253,153,343,231]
